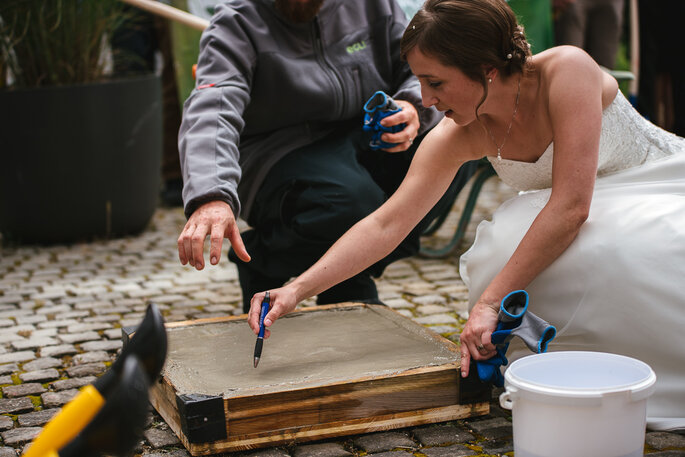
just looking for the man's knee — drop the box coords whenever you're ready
[282,177,385,241]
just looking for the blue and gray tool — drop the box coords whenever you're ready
[362,91,405,150]
[476,290,557,387]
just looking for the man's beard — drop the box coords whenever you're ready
[274,0,325,23]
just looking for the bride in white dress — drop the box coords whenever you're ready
[460,89,685,430]
[241,0,685,430]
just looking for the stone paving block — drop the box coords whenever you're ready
[401,283,436,296]
[141,450,191,457]
[14,315,47,325]
[646,432,685,450]
[381,298,414,309]
[411,424,475,446]
[150,295,188,304]
[57,331,101,344]
[112,298,146,307]
[29,328,58,338]
[0,335,21,345]
[164,299,206,309]
[39,344,77,358]
[292,442,352,457]
[79,340,122,352]
[55,311,91,320]
[649,452,685,457]
[363,453,412,457]
[2,383,46,398]
[0,319,14,328]
[11,337,59,351]
[0,376,12,385]
[73,300,112,310]
[352,432,416,453]
[423,271,460,282]
[128,288,165,298]
[103,329,124,340]
[420,444,476,456]
[203,304,237,313]
[0,397,34,414]
[51,375,96,391]
[92,306,131,315]
[0,310,32,320]
[413,314,458,325]
[82,314,122,323]
[72,350,112,365]
[479,438,514,455]
[0,295,21,305]
[41,389,78,408]
[416,304,451,315]
[66,322,112,333]
[394,309,414,318]
[18,408,58,427]
[0,364,18,375]
[192,312,228,319]
[35,305,72,315]
[0,427,41,445]
[0,352,35,365]
[19,368,60,383]
[143,427,181,448]
[412,295,447,306]
[22,358,60,371]
[36,319,79,329]
[65,363,107,377]
[236,449,291,457]
[476,426,512,441]
[465,417,511,433]
[0,416,13,431]
[423,325,458,335]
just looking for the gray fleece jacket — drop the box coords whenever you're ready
[178,0,441,220]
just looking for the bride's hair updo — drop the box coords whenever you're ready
[401,0,532,113]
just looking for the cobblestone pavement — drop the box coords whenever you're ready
[1,177,684,456]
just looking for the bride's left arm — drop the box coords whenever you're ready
[460,48,606,372]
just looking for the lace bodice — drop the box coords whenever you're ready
[488,91,685,191]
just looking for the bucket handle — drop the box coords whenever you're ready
[499,386,517,410]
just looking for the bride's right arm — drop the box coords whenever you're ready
[247,118,469,334]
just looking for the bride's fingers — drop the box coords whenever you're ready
[460,347,471,377]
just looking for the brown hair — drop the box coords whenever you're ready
[401,0,532,115]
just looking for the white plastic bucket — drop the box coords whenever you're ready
[499,351,656,457]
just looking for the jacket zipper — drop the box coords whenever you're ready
[312,18,345,118]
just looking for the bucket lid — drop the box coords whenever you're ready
[504,351,657,404]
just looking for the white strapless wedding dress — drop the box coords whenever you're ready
[460,91,685,431]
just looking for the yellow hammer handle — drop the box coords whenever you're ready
[23,385,105,457]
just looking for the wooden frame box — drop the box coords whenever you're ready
[128,303,490,455]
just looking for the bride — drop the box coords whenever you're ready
[246,0,685,430]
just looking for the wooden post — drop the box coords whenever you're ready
[119,0,209,31]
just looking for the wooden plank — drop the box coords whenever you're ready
[225,369,460,436]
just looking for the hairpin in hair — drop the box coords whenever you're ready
[412,25,416,30]
[506,53,513,60]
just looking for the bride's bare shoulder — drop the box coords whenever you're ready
[532,46,601,77]
[531,46,618,107]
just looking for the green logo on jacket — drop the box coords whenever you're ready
[346,41,367,54]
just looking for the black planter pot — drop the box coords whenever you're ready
[0,74,162,244]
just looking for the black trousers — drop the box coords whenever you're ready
[230,128,478,311]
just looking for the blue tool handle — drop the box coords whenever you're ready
[258,301,269,339]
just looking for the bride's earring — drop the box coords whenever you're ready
[488,78,492,84]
